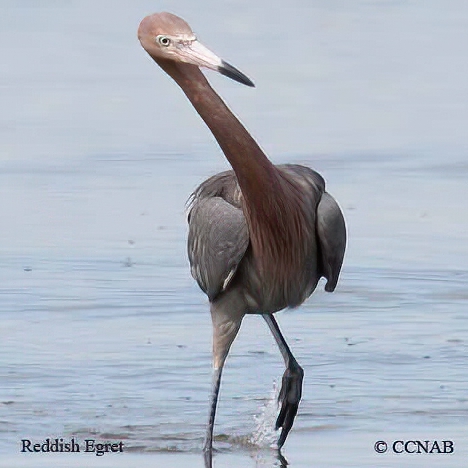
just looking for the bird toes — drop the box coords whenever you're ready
[276,363,304,449]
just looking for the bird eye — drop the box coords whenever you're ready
[157,35,171,47]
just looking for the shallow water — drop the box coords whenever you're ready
[1,1,468,467]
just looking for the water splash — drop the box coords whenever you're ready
[248,381,280,448]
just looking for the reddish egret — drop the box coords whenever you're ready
[138,12,346,458]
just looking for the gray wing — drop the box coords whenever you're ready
[187,197,249,301]
[316,192,347,292]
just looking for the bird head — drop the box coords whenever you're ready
[138,12,254,87]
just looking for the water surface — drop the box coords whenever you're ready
[1,1,467,467]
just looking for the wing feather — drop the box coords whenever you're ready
[316,192,346,292]
[187,197,249,301]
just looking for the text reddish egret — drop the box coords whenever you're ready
[138,12,346,462]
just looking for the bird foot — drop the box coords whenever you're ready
[276,362,304,449]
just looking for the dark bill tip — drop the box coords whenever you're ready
[219,60,255,87]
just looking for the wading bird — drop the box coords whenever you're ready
[138,12,346,460]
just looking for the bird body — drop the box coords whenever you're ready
[188,164,344,313]
[138,12,346,463]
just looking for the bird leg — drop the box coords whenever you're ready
[204,299,244,463]
[203,366,222,468]
[263,314,304,449]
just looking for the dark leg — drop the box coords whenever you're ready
[203,366,223,468]
[263,313,304,449]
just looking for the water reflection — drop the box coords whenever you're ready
[203,447,288,468]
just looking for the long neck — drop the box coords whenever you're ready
[157,59,310,295]
[157,60,282,203]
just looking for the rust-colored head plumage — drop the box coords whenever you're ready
[138,12,194,61]
[138,12,254,87]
